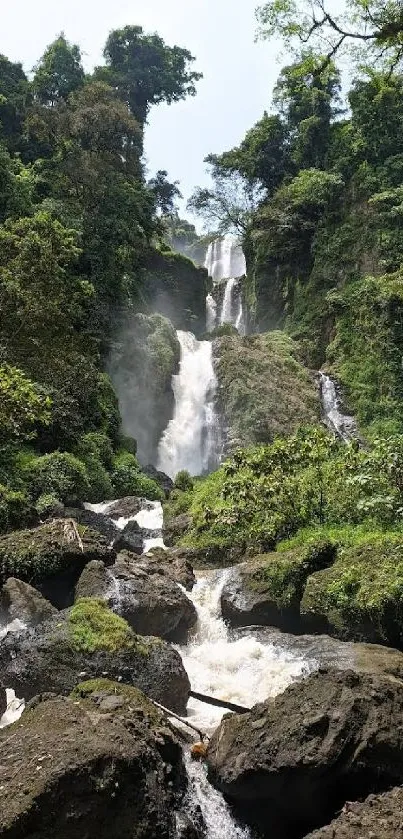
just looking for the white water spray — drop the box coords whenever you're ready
[157,331,219,478]
[319,373,357,442]
[206,293,217,332]
[204,235,246,282]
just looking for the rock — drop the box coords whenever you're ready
[163,513,193,547]
[113,519,144,554]
[111,553,197,642]
[145,547,196,591]
[75,560,114,601]
[65,505,120,543]
[221,541,336,631]
[106,496,147,519]
[0,578,57,627]
[207,667,403,837]
[305,787,403,839]
[300,534,403,647]
[175,812,203,839]
[0,601,190,714]
[0,689,6,718]
[0,520,115,609]
[143,465,174,498]
[0,683,184,838]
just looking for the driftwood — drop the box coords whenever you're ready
[189,690,251,714]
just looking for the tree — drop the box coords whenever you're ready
[32,34,85,106]
[0,364,51,445]
[188,172,263,234]
[256,1,403,70]
[98,25,202,126]
[0,54,30,151]
[148,169,182,215]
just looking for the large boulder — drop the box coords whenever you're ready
[207,668,403,837]
[113,520,144,554]
[145,547,196,591]
[0,578,57,627]
[143,465,174,498]
[65,505,120,543]
[305,787,403,839]
[221,541,336,631]
[0,683,184,839]
[163,513,193,548]
[0,599,190,714]
[300,534,403,647]
[0,520,115,608]
[76,554,197,643]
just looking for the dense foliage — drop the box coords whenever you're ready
[0,29,202,526]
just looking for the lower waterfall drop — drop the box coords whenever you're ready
[157,331,219,478]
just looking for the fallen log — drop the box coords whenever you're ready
[189,690,251,714]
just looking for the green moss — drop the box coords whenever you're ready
[301,534,403,645]
[215,330,319,449]
[246,540,337,608]
[70,678,163,724]
[69,598,141,654]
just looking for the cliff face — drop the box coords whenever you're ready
[141,247,208,336]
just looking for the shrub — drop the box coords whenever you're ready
[25,451,90,504]
[35,493,64,520]
[174,470,194,491]
[111,451,163,501]
[0,484,36,534]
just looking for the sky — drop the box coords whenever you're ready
[0,0,283,222]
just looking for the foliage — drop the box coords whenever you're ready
[25,452,90,504]
[69,598,135,653]
[32,34,85,106]
[188,171,263,234]
[35,493,64,520]
[0,484,36,534]
[111,451,164,501]
[174,470,194,491]
[0,365,51,446]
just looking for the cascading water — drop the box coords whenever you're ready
[205,235,246,335]
[319,372,357,442]
[157,331,220,478]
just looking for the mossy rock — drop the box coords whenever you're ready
[221,540,337,630]
[214,330,320,451]
[301,535,403,647]
[69,597,147,654]
[0,519,115,608]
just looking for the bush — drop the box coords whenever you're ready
[174,470,194,491]
[75,432,114,502]
[25,451,90,504]
[111,451,163,501]
[35,493,64,520]
[0,484,36,534]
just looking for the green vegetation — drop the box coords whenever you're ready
[244,540,336,608]
[0,28,203,528]
[71,678,163,724]
[69,598,136,654]
[215,330,319,448]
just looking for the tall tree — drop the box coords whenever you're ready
[32,34,85,107]
[0,55,30,151]
[98,25,202,126]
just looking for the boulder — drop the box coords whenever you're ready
[221,541,336,631]
[207,668,403,837]
[0,600,190,714]
[113,520,145,555]
[300,534,403,647]
[163,513,193,547]
[145,547,196,591]
[0,688,5,718]
[0,578,57,627]
[106,496,148,519]
[65,505,120,543]
[0,520,115,609]
[143,465,174,498]
[305,787,403,839]
[0,683,184,838]
[75,556,196,642]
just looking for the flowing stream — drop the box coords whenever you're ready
[157,330,220,478]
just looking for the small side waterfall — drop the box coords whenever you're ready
[319,373,357,442]
[206,293,217,332]
[157,331,220,478]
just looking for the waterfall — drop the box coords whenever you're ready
[205,235,246,335]
[319,373,357,442]
[204,235,246,282]
[157,331,219,478]
[206,293,217,332]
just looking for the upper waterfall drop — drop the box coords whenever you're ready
[204,235,246,282]
[157,331,219,478]
[205,234,247,333]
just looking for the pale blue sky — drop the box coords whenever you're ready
[1,0,282,219]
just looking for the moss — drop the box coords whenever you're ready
[215,330,320,450]
[70,678,163,725]
[245,540,337,608]
[69,598,144,654]
[301,534,403,646]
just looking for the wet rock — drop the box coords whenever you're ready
[0,578,57,627]
[207,668,403,837]
[0,607,190,714]
[145,547,196,590]
[163,513,193,547]
[0,684,184,838]
[175,812,203,839]
[0,520,115,609]
[111,552,197,642]
[0,688,5,717]
[143,464,174,498]
[106,496,148,519]
[75,560,113,602]
[113,519,144,554]
[305,787,403,839]
[221,541,336,631]
[65,506,120,543]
